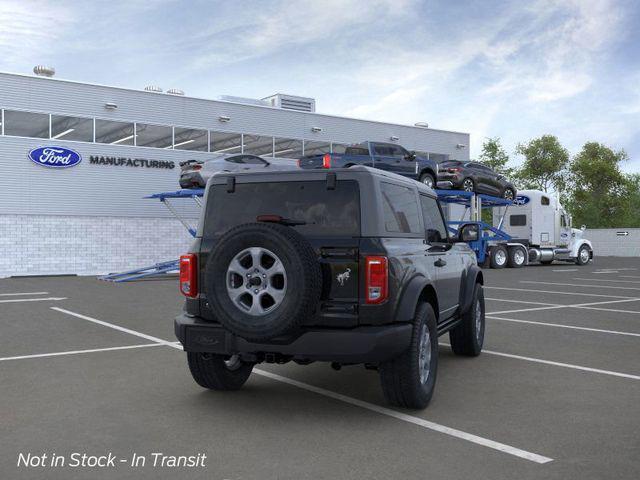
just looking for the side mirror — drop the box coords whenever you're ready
[405,151,416,161]
[458,223,479,242]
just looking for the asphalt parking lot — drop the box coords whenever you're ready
[1,257,639,480]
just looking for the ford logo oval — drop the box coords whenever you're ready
[514,195,530,206]
[28,146,82,168]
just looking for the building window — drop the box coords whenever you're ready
[303,140,331,156]
[380,182,421,234]
[243,135,274,156]
[51,115,93,142]
[135,123,172,149]
[95,119,135,145]
[428,153,450,163]
[173,127,208,151]
[331,143,348,154]
[210,131,242,154]
[273,137,303,158]
[3,110,49,138]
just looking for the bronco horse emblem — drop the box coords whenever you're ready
[336,268,351,286]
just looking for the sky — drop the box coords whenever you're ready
[1,0,639,172]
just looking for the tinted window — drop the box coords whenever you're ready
[95,119,134,145]
[374,145,394,156]
[345,146,370,156]
[510,214,527,226]
[226,155,267,165]
[243,135,274,156]
[205,180,360,237]
[541,196,550,206]
[136,123,172,148]
[380,182,421,234]
[51,115,93,142]
[174,127,208,151]
[211,131,242,154]
[420,195,448,243]
[4,110,49,138]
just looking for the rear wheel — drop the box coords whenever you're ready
[461,178,475,192]
[450,283,485,356]
[507,246,526,268]
[489,245,508,269]
[187,353,254,390]
[502,187,515,201]
[379,302,438,409]
[419,172,435,189]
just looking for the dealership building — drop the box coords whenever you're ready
[0,69,470,278]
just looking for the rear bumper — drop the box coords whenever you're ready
[175,313,411,363]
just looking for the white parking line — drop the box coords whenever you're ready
[521,281,640,292]
[573,278,640,284]
[488,305,566,315]
[621,275,640,279]
[487,298,640,316]
[552,269,578,272]
[0,297,67,304]
[485,286,637,299]
[253,369,553,464]
[0,343,163,362]
[487,316,640,338]
[440,343,640,381]
[48,307,552,464]
[0,292,49,296]
[486,298,559,307]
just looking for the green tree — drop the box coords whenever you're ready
[566,142,632,228]
[515,135,569,192]
[478,137,514,177]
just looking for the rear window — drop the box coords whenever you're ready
[204,180,360,237]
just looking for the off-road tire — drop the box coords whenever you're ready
[204,223,322,342]
[489,245,508,269]
[507,246,526,268]
[379,303,438,409]
[419,172,435,189]
[450,283,485,356]
[187,353,254,390]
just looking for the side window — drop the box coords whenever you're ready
[237,155,267,165]
[561,215,567,227]
[380,182,421,234]
[541,196,550,206]
[510,215,527,226]
[388,145,406,158]
[374,145,392,156]
[420,195,448,243]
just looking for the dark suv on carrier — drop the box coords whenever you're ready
[175,166,485,408]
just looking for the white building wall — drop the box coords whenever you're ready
[583,228,640,257]
[0,215,193,277]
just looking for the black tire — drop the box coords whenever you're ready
[502,187,515,201]
[461,178,475,192]
[204,223,322,342]
[187,352,254,390]
[576,245,591,265]
[449,283,485,356]
[379,303,438,409]
[419,172,435,189]
[540,260,553,265]
[489,245,508,269]
[507,246,526,268]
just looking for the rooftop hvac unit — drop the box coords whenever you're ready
[219,95,270,107]
[33,65,55,77]
[144,85,163,93]
[167,88,185,96]
[262,94,316,112]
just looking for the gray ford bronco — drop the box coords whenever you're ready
[175,166,484,409]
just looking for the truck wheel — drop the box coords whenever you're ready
[489,245,507,269]
[507,246,526,268]
[419,172,435,188]
[204,222,322,342]
[576,245,591,265]
[449,283,485,356]
[379,302,438,409]
[187,353,254,390]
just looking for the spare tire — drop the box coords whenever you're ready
[204,223,322,342]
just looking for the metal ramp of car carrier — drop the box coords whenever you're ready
[99,189,204,282]
[434,189,513,264]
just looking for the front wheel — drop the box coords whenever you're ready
[502,188,515,201]
[461,178,475,192]
[379,302,438,409]
[187,352,254,390]
[450,283,485,356]
[576,245,591,265]
[419,172,435,189]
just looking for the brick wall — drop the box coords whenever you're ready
[583,228,640,257]
[0,215,195,278]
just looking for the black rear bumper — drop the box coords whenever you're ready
[175,314,411,363]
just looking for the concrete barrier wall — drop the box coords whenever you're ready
[583,228,640,257]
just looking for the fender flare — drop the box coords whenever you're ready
[394,276,437,323]
[458,265,483,315]
[570,239,593,258]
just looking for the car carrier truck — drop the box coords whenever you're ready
[490,189,593,267]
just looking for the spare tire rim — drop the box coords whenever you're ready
[418,323,431,384]
[226,247,287,316]
[475,298,483,343]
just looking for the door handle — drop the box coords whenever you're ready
[434,258,447,267]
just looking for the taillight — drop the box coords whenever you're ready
[297,158,301,167]
[365,256,388,304]
[448,167,461,173]
[192,165,202,171]
[179,254,198,298]
[322,153,331,168]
